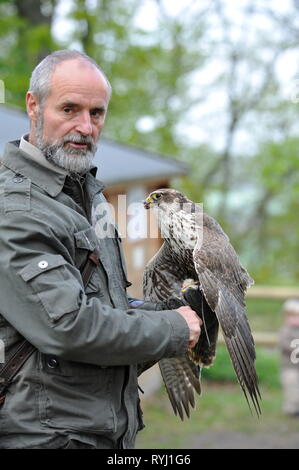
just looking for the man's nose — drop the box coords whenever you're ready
[75,112,93,136]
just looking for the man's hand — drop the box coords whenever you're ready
[129,295,202,348]
[175,306,202,349]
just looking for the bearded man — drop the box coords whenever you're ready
[0,50,201,449]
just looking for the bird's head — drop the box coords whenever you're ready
[143,188,201,243]
[143,188,189,211]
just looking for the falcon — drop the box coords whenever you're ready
[142,188,261,419]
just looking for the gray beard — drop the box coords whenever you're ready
[35,113,97,175]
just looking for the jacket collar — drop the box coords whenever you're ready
[19,134,68,176]
[1,141,105,197]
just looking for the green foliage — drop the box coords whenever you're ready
[0,0,58,108]
[202,345,237,383]
[246,298,284,332]
[202,345,280,390]
[68,0,207,156]
[237,137,299,283]
[1,0,299,286]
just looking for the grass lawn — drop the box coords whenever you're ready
[136,382,299,449]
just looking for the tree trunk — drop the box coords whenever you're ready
[14,0,57,62]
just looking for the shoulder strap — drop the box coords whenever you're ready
[0,250,99,406]
[80,250,100,287]
[0,340,36,406]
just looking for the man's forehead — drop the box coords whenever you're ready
[53,58,101,76]
[48,60,109,104]
[51,59,108,88]
[51,89,108,109]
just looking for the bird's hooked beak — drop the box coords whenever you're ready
[143,196,153,210]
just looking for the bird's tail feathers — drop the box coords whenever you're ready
[159,357,201,421]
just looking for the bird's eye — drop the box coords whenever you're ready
[154,193,162,200]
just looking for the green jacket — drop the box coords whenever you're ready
[0,141,189,449]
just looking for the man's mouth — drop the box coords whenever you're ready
[66,142,88,149]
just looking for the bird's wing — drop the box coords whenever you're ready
[200,212,254,298]
[159,357,201,420]
[193,222,261,415]
[143,241,188,301]
[142,241,202,419]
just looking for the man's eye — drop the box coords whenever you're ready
[91,109,104,118]
[63,107,72,114]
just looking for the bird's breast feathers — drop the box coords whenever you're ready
[154,204,203,252]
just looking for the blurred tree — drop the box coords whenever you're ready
[239,137,299,283]
[14,0,56,62]
[69,0,208,156]
[1,0,299,284]
[0,0,58,107]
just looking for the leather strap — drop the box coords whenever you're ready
[0,249,99,406]
[80,251,100,288]
[0,340,36,402]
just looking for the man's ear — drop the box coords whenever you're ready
[26,92,40,122]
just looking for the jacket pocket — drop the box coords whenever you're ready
[39,355,116,433]
[74,227,97,251]
[18,254,80,322]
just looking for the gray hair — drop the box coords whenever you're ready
[28,50,112,106]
